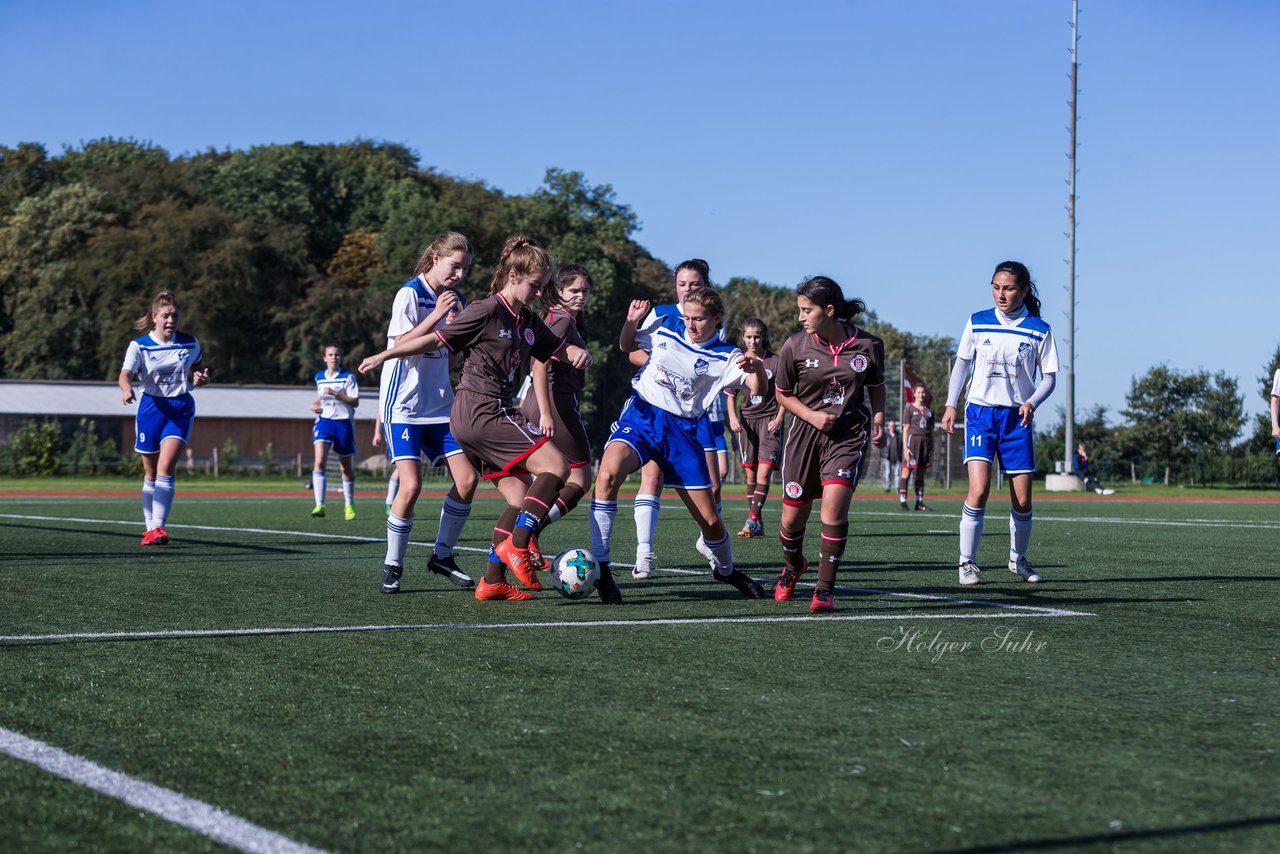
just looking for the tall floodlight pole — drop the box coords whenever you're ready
[1063,0,1079,475]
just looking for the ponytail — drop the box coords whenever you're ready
[413,231,473,278]
[489,235,553,295]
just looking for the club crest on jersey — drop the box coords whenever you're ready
[1017,341,1032,360]
[527,422,543,436]
[850,354,869,373]
[524,328,536,345]
[693,358,709,377]
[177,349,190,362]
[784,481,803,499]
[765,369,774,380]
[499,328,513,339]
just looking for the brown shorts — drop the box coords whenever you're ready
[451,390,548,481]
[904,436,932,470]
[738,415,781,469]
[520,391,592,468]
[779,419,868,505]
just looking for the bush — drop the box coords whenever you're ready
[5,420,67,476]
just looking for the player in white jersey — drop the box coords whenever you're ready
[589,287,769,604]
[628,259,723,579]
[309,343,359,520]
[941,261,1059,587]
[1271,368,1280,456]
[377,232,479,592]
[117,291,209,546]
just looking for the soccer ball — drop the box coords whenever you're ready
[550,547,600,599]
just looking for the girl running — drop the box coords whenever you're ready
[728,317,783,538]
[361,236,592,602]
[772,277,885,612]
[520,263,594,542]
[117,291,209,546]
[629,258,723,579]
[374,232,479,593]
[309,343,359,520]
[590,288,768,604]
[941,261,1058,586]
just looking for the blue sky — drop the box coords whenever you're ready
[3,0,1277,425]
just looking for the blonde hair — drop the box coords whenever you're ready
[412,231,473,278]
[489,235,552,295]
[134,291,180,333]
[682,286,724,319]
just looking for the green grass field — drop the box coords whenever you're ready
[1,482,1277,852]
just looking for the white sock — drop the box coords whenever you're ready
[385,475,399,505]
[141,478,156,529]
[706,532,734,575]
[312,470,326,506]
[433,495,471,558]
[342,477,355,506]
[385,513,413,567]
[590,500,618,564]
[153,475,175,528]
[634,493,660,553]
[960,503,985,563]
[1009,508,1033,562]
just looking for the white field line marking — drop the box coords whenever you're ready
[0,513,1091,620]
[0,607,1090,644]
[0,727,326,854]
[851,510,1280,529]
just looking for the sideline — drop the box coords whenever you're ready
[0,727,327,854]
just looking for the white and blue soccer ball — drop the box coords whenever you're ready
[550,547,600,599]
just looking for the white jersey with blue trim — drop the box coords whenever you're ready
[641,303,727,342]
[379,275,464,425]
[315,369,358,420]
[121,332,203,398]
[955,307,1059,408]
[632,321,751,420]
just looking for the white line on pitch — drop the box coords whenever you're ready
[0,606,1091,644]
[0,727,326,853]
[0,513,1091,618]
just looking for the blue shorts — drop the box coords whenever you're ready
[385,422,462,467]
[1275,437,1280,456]
[607,395,713,490]
[312,417,355,458]
[135,393,194,454]
[696,414,717,452]
[963,403,1036,474]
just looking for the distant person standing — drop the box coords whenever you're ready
[899,384,935,510]
[118,291,209,546]
[728,317,783,538]
[309,343,359,520]
[880,419,901,492]
[941,261,1058,587]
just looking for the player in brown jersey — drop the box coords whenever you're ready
[520,263,594,539]
[360,236,592,602]
[727,317,784,538]
[772,276,885,612]
[899,384,935,511]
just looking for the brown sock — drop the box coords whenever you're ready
[817,522,849,591]
[512,473,564,547]
[778,525,806,574]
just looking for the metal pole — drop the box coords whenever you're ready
[1064,0,1079,474]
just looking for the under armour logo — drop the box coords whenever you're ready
[499,328,513,339]
[802,359,819,368]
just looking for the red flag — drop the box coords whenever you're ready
[903,363,930,406]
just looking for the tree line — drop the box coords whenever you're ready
[1,139,1275,485]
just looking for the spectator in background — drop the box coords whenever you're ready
[1271,367,1280,456]
[881,419,901,493]
[1074,443,1114,495]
